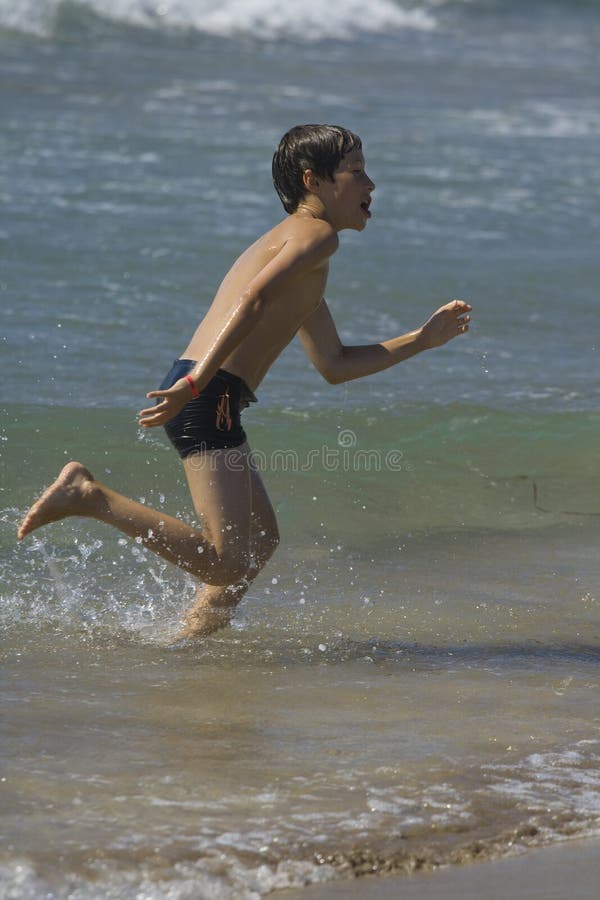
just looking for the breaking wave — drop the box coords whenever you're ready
[0,0,437,41]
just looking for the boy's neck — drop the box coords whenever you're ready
[294,199,334,229]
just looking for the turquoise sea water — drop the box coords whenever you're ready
[2,1,600,896]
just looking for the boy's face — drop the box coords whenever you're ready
[316,148,375,232]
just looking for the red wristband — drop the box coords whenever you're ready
[184,374,200,398]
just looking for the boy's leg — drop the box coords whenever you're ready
[16,458,253,586]
[177,450,279,637]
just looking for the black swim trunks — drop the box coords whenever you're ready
[159,359,257,458]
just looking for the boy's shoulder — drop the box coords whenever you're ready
[279,215,339,258]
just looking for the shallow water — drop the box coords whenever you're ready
[2,0,600,896]
[3,406,600,895]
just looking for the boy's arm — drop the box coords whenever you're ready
[298,298,471,385]
[139,223,338,427]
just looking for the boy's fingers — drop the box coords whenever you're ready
[433,299,471,319]
[452,299,472,310]
[139,400,167,418]
[138,410,164,428]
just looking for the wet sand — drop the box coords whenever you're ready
[278,838,600,899]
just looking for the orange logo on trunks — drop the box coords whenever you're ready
[215,389,232,431]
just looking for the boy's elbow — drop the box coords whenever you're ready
[240,289,267,322]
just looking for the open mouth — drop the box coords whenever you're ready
[360,200,371,218]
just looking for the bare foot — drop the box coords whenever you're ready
[17,461,97,540]
[172,604,233,642]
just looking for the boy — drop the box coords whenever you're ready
[17,124,471,638]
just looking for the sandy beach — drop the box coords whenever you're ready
[279,838,600,899]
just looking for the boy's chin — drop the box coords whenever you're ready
[342,219,369,233]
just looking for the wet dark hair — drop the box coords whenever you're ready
[272,124,362,214]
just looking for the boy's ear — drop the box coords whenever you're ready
[302,169,320,194]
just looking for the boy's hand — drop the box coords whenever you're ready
[138,379,190,428]
[420,299,471,349]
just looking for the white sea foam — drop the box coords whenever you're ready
[485,741,600,820]
[0,856,337,899]
[0,0,437,40]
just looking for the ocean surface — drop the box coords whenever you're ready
[1,0,600,897]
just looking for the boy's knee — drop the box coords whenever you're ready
[213,547,252,583]
[225,560,251,583]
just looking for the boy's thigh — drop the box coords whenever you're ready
[182,444,252,553]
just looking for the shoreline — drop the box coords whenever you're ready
[277,837,600,899]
